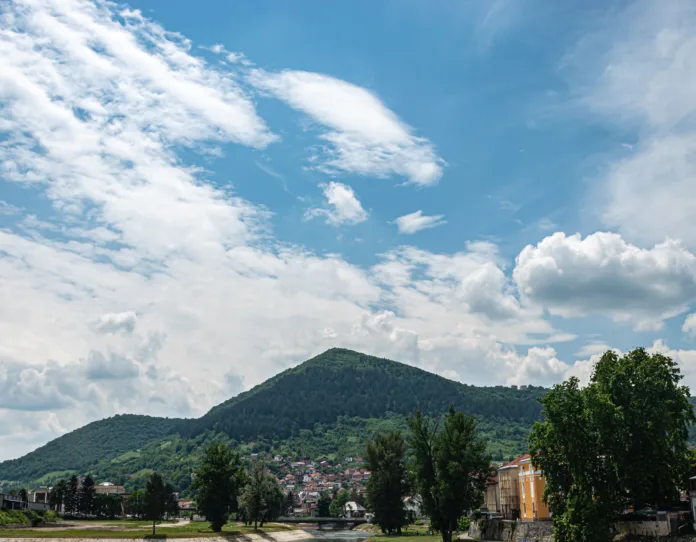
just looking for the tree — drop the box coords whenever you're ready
[50,480,68,512]
[144,472,174,536]
[94,494,123,519]
[65,475,80,515]
[409,406,491,542]
[284,490,295,516]
[192,443,241,532]
[316,492,331,517]
[18,488,28,503]
[365,431,408,534]
[79,475,96,516]
[329,489,350,518]
[127,489,146,519]
[529,348,696,542]
[238,461,284,529]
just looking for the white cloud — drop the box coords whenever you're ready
[570,1,696,248]
[247,69,444,186]
[93,311,137,334]
[394,210,446,234]
[574,342,611,358]
[514,232,696,330]
[683,313,696,337]
[0,0,580,461]
[305,182,368,226]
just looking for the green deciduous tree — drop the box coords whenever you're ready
[50,480,68,512]
[329,489,350,518]
[192,443,241,531]
[127,489,146,519]
[529,348,696,542]
[66,475,80,515]
[18,488,28,503]
[144,472,174,536]
[238,461,284,529]
[365,431,408,534]
[78,475,96,516]
[409,406,491,542]
[316,492,331,517]
[284,490,295,516]
[94,494,123,519]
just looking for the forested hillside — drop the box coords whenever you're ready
[0,415,184,483]
[190,348,547,440]
[1,348,547,490]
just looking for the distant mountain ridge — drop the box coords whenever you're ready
[0,348,548,489]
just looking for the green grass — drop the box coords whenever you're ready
[111,451,141,464]
[102,520,178,527]
[0,522,298,539]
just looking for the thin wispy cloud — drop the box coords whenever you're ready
[394,210,447,234]
[247,69,445,186]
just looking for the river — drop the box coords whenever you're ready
[300,528,374,542]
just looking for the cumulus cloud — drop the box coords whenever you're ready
[683,314,696,337]
[93,311,137,334]
[514,232,696,330]
[394,210,446,234]
[247,69,444,186]
[570,1,696,248]
[305,182,368,226]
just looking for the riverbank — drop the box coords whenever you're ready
[0,523,308,540]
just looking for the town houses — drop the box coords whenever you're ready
[267,454,370,516]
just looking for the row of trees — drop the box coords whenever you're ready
[48,473,178,533]
[192,443,286,531]
[364,406,491,542]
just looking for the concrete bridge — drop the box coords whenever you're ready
[277,517,368,530]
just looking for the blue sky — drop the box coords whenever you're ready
[2,0,696,459]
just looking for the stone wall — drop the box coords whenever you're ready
[468,518,517,540]
[614,521,670,538]
[514,521,553,542]
[468,519,552,542]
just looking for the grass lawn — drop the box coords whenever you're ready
[0,521,298,539]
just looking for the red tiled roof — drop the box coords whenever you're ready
[499,453,530,469]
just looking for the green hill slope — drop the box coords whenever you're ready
[0,414,184,483]
[0,348,547,490]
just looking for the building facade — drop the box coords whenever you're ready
[483,475,500,514]
[498,454,527,520]
[518,456,551,521]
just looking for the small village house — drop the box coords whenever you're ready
[345,501,366,518]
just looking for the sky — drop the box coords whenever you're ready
[2,0,696,461]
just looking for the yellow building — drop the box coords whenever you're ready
[518,456,551,521]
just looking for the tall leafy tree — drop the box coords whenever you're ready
[316,492,331,517]
[127,489,146,519]
[144,472,173,536]
[50,480,68,512]
[94,494,123,519]
[238,461,284,529]
[530,348,696,542]
[329,489,350,518]
[65,475,80,515]
[409,406,491,542]
[284,490,296,516]
[18,488,28,503]
[79,474,96,515]
[365,431,408,534]
[192,443,241,532]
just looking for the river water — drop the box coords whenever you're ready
[299,528,373,542]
